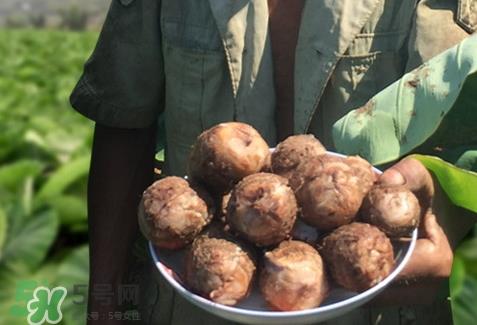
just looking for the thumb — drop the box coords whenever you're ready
[397,210,452,280]
[379,157,434,210]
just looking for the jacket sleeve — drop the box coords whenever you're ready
[70,0,164,129]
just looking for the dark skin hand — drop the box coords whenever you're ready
[370,157,477,306]
[87,123,156,324]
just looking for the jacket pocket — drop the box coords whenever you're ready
[335,29,408,105]
[457,0,477,33]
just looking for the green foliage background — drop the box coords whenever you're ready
[0,29,475,325]
[0,29,94,325]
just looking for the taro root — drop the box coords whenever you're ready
[271,134,326,180]
[219,192,232,221]
[138,177,213,250]
[261,151,273,173]
[294,156,364,231]
[226,173,297,246]
[188,122,270,194]
[190,181,217,218]
[345,156,377,195]
[289,154,345,192]
[260,240,329,311]
[361,185,421,237]
[185,236,256,306]
[321,223,394,292]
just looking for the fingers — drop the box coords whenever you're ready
[397,237,435,280]
[379,157,435,210]
[378,158,453,301]
[420,210,443,244]
[397,210,453,281]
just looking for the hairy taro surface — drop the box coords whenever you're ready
[260,240,329,311]
[139,177,213,250]
[293,156,364,231]
[185,236,256,306]
[345,155,377,195]
[226,173,297,246]
[361,185,421,237]
[188,122,270,194]
[271,134,326,180]
[321,223,394,292]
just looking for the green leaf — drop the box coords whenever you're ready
[25,128,86,163]
[450,256,465,298]
[0,261,61,325]
[450,233,477,325]
[0,160,43,190]
[36,156,90,203]
[452,277,477,325]
[0,210,59,273]
[69,223,89,234]
[55,245,89,325]
[455,237,477,280]
[333,34,477,165]
[155,149,165,162]
[46,195,87,227]
[22,177,34,217]
[410,155,477,213]
[457,237,477,261]
[0,208,7,254]
[0,271,37,325]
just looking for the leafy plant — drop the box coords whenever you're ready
[451,236,477,325]
[0,29,96,325]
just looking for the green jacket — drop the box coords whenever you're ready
[71,0,476,176]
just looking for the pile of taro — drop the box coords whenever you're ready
[139,122,420,311]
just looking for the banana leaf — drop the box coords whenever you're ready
[333,34,477,166]
[410,155,477,214]
[452,277,477,325]
[451,238,477,325]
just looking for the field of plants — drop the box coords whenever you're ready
[0,28,476,325]
[0,29,96,325]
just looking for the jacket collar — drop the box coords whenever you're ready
[208,0,251,98]
[294,0,382,133]
[298,0,382,56]
[208,0,382,132]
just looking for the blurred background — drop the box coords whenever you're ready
[0,1,106,324]
[0,1,476,325]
